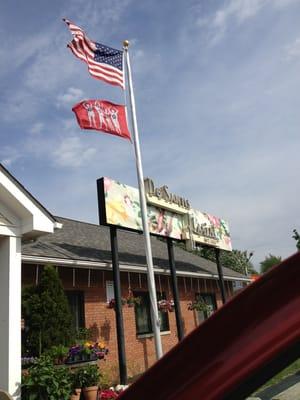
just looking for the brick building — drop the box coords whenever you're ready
[21,216,248,377]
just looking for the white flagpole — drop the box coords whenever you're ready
[123,40,163,359]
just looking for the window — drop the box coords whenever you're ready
[106,281,114,303]
[65,291,85,331]
[134,291,170,335]
[196,293,217,324]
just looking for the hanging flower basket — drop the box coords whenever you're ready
[158,299,175,312]
[126,295,142,307]
[188,299,210,313]
[125,289,141,307]
[107,298,127,309]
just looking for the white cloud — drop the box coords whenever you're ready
[63,0,133,33]
[62,118,77,131]
[0,146,21,167]
[0,90,39,123]
[29,122,44,135]
[196,0,299,45]
[273,0,300,7]
[210,0,267,43]
[57,87,85,108]
[131,47,162,77]
[286,37,300,60]
[0,32,51,79]
[24,46,78,93]
[1,157,15,167]
[52,136,97,168]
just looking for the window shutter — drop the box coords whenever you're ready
[106,281,115,303]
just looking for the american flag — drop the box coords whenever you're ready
[64,19,124,89]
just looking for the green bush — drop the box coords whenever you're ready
[21,356,72,400]
[22,265,74,356]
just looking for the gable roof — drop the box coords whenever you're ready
[0,164,60,238]
[0,163,57,224]
[22,216,248,281]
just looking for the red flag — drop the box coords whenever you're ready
[72,100,131,141]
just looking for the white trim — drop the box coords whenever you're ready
[21,255,251,282]
[54,222,63,230]
[0,236,22,399]
[137,331,171,339]
[0,171,55,236]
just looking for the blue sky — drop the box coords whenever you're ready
[1,0,300,269]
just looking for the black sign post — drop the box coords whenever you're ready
[215,247,226,304]
[167,238,184,341]
[110,226,127,384]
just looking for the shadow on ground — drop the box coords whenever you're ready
[254,371,300,399]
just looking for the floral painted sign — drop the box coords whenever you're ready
[189,209,232,251]
[97,177,232,250]
[98,177,184,240]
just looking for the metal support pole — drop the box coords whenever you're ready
[123,42,163,359]
[110,226,127,384]
[167,238,184,341]
[215,248,226,304]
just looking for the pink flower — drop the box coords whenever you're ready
[100,389,118,399]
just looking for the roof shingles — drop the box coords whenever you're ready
[22,217,246,280]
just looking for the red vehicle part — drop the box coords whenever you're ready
[118,252,300,400]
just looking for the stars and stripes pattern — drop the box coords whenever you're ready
[63,19,124,89]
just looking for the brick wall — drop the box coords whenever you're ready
[22,263,235,379]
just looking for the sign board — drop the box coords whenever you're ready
[189,209,232,251]
[97,177,232,250]
[98,177,185,240]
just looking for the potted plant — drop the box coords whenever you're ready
[70,387,82,400]
[21,356,72,400]
[76,364,101,400]
[70,369,83,400]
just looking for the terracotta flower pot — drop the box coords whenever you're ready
[83,386,98,400]
[70,388,81,400]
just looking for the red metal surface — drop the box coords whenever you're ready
[118,252,300,400]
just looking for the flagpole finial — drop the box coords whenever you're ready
[123,40,130,49]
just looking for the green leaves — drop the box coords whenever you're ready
[292,229,300,251]
[260,254,282,274]
[21,356,72,400]
[199,247,256,275]
[74,364,101,387]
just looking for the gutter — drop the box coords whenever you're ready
[22,255,251,282]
